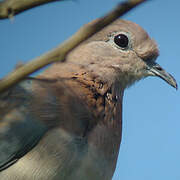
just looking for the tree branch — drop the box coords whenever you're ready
[0,0,62,19]
[0,0,146,93]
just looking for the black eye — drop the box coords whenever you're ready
[114,34,129,48]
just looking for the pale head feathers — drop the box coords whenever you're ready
[67,19,159,89]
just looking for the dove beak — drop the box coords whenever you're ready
[146,61,178,90]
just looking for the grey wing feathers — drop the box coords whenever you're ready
[0,79,47,171]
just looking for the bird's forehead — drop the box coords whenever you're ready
[85,19,159,61]
[86,19,150,43]
[110,19,149,38]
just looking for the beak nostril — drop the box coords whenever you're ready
[156,66,163,71]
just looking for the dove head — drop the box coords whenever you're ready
[68,19,177,90]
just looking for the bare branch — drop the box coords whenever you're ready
[0,0,146,93]
[0,0,62,19]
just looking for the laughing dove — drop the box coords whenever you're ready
[0,19,177,180]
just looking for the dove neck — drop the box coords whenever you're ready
[63,66,124,168]
[41,62,124,124]
[40,62,124,170]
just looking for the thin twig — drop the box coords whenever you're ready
[0,0,63,19]
[0,0,146,93]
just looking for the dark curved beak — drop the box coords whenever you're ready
[146,62,178,90]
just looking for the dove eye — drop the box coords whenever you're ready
[114,34,129,48]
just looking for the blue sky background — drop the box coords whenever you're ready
[0,0,180,179]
